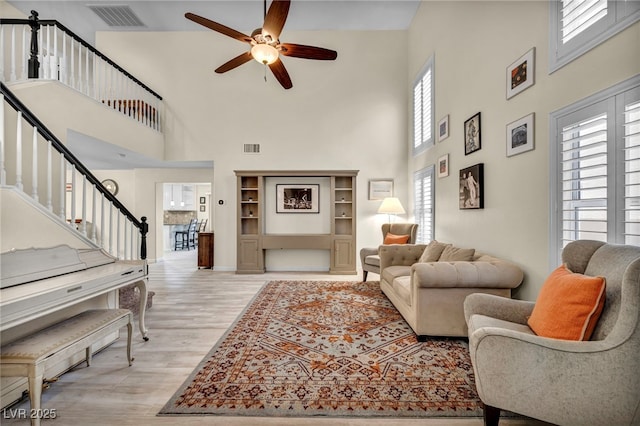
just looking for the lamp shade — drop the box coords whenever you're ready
[251,44,279,65]
[377,197,405,215]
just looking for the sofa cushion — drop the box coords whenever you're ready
[383,233,410,244]
[440,246,475,262]
[381,265,411,285]
[419,240,450,263]
[527,265,606,341]
[392,276,412,307]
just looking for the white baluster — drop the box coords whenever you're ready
[116,212,121,259]
[124,218,129,259]
[92,52,98,100]
[69,37,75,89]
[21,25,27,80]
[43,25,49,79]
[52,25,58,80]
[15,111,22,190]
[10,25,16,81]
[85,46,91,97]
[109,201,113,255]
[100,193,105,250]
[70,164,76,226]
[59,157,65,220]
[0,26,5,82]
[46,141,53,210]
[91,185,97,243]
[77,43,83,93]
[0,94,5,185]
[37,24,42,79]
[31,127,38,201]
[81,174,87,236]
[60,29,66,84]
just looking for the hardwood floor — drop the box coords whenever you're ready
[2,250,549,425]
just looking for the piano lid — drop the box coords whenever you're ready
[0,245,116,289]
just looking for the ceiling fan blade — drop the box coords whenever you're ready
[215,51,253,74]
[185,12,252,43]
[263,0,290,41]
[268,58,293,90]
[280,43,337,60]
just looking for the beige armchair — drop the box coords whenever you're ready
[359,223,417,281]
[464,240,640,426]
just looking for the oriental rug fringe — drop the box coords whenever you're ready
[159,280,483,418]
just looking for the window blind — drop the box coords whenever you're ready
[413,165,434,244]
[560,112,608,245]
[624,101,640,245]
[413,57,433,154]
[561,0,607,43]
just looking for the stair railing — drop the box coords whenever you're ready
[0,11,162,132]
[1,82,147,261]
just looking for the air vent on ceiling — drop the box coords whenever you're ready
[88,5,145,27]
[243,144,261,154]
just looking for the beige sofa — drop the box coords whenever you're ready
[379,242,523,338]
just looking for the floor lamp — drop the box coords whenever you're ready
[378,197,405,223]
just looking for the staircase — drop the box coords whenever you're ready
[0,11,159,260]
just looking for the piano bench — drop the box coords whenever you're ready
[0,309,134,426]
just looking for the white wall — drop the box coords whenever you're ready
[95,29,410,271]
[407,1,640,300]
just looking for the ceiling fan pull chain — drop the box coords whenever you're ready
[264,64,267,83]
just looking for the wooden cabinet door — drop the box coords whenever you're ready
[237,238,263,273]
[332,238,354,273]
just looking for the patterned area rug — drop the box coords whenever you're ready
[159,280,483,418]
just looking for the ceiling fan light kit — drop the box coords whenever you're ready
[185,0,337,89]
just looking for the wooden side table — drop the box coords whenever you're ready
[198,232,214,269]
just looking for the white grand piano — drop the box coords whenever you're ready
[0,245,148,340]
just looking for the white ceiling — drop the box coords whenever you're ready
[6,1,420,169]
[7,1,422,44]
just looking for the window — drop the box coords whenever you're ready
[413,56,434,155]
[413,165,435,243]
[550,75,640,265]
[550,0,640,72]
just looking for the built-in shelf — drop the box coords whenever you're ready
[235,170,358,274]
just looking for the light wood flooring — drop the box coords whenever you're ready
[2,250,550,426]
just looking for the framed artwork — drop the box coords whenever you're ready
[368,179,394,200]
[506,47,535,99]
[464,112,481,155]
[438,115,450,142]
[438,154,449,178]
[506,113,535,157]
[199,205,206,212]
[459,163,484,210]
[276,184,319,213]
[199,197,206,204]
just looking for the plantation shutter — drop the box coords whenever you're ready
[560,111,609,245]
[414,165,434,244]
[624,99,640,245]
[413,57,433,155]
[561,0,608,43]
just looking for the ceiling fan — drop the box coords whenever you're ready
[185,0,337,90]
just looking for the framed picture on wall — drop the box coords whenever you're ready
[199,197,206,204]
[464,112,481,155]
[368,179,394,200]
[438,154,449,178]
[506,47,535,99]
[459,163,484,209]
[199,205,206,212]
[506,113,535,157]
[438,115,450,142]
[276,184,320,213]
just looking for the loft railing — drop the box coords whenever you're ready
[0,11,162,132]
[1,82,148,260]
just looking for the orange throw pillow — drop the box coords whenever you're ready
[383,233,410,244]
[528,265,606,341]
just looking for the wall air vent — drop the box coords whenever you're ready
[87,5,145,27]
[243,144,261,154]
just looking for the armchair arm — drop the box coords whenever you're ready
[379,244,427,271]
[464,293,534,325]
[359,247,379,266]
[411,259,524,289]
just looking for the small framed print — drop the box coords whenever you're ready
[276,184,319,213]
[459,163,484,210]
[506,113,535,157]
[464,112,481,155]
[199,205,206,212]
[438,154,449,178]
[506,47,535,99]
[438,115,450,142]
[368,179,394,200]
[199,197,206,204]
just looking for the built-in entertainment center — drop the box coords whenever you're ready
[235,170,358,274]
